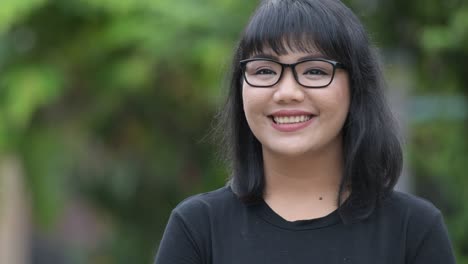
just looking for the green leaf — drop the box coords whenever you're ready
[1,64,64,130]
[0,0,47,34]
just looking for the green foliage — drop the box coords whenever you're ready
[0,64,64,153]
[22,127,70,227]
[410,120,468,263]
[421,6,468,52]
[1,0,256,262]
[0,0,47,34]
[348,0,468,262]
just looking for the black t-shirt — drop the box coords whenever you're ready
[154,185,456,264]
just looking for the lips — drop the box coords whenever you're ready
[268,110,317,132]
[273,115,312,124]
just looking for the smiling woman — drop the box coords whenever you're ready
[154,0,456,263]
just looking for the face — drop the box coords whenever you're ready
[241,49,350,157]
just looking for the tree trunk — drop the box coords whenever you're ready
[0,155,30,264]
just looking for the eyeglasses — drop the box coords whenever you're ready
[239,58,345,88]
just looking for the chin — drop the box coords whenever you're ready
[263,143,315,158]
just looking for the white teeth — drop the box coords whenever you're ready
[273,115,312,124]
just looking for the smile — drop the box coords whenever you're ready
[272,115,312,124]
[269,114,315,132]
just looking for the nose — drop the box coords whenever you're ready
[272,68,305,104]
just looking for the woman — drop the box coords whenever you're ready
[155,0,456,263]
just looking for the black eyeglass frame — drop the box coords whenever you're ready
[239,58,346,88]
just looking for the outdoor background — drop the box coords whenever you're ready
[0,0,466,263]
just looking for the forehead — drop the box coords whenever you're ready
[244,35,331,59]
[249,44,328,63]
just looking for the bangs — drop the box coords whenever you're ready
[240,0,347,61]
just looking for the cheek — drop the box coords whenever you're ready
[242,86,267,117]
[314,81,350,120]
[329,77,350,113]
[338,84,351,116]
[335,88,350,114]
[338,74,351,107]
[241,86,251,110]
[242,86,253,116]
[242,87,259,129]
[242,86,274,138]
[317,91,348,110]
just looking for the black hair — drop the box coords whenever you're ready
[215,0,402,223]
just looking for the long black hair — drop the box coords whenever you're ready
[215,0,402,223]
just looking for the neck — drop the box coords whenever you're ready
[262,136,345,204]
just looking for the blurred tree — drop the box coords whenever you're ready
[1,0,257,263]
[344,0,468,262]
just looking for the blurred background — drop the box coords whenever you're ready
[0,0,466,263]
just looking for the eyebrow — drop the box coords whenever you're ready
[250,53,328,61]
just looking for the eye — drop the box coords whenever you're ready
[255,68,277,75]
[304,68,328,75]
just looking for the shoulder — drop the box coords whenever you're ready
[172,185,242,222]
[378,192,455,263]
[370,190,443,232]
[380,190,442,223]
[383,190,440,216]
[156,186,239,263]
[377,191,450,254]
[357,190,445,241]
[168,185,247,246]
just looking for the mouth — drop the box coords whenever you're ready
[269,114,314,124]
[267,110,317,132]
[267,114,316,132]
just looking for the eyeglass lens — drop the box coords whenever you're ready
[244,60,335,87]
